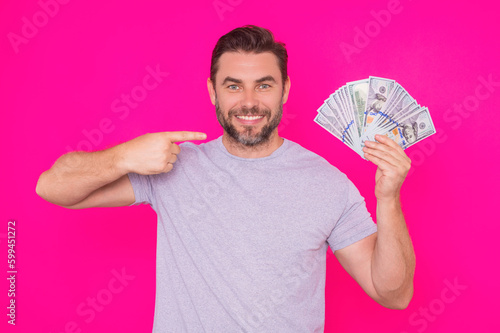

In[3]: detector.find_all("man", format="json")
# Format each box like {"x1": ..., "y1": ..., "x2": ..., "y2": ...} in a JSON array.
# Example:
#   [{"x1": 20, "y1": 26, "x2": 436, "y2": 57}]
[{"x1": 36, "y1": 25, "x2": 415, "y2": 332}]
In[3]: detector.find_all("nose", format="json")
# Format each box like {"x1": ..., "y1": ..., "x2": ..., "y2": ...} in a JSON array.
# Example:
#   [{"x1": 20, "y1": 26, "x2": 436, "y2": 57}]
[{"x1": 240, "y1": 89, "x2": 259, "y2": 110}]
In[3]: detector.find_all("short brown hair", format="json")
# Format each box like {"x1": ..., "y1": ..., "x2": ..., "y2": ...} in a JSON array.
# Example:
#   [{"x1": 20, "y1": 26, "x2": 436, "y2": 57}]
[{"x1": 210, "y1": 25, "x2": 288, "y2": 89}]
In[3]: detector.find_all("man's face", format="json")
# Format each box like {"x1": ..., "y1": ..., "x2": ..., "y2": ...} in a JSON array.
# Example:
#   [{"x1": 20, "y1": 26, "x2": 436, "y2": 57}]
[{"x1": 207, "y1": 51, "x2": 290, "y2": 147}]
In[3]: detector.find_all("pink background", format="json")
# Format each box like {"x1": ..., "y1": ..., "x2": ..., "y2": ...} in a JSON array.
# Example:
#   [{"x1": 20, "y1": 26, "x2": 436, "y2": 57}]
[{"x1": 1, "y1": 0, "x2": 499, "y2": 332}]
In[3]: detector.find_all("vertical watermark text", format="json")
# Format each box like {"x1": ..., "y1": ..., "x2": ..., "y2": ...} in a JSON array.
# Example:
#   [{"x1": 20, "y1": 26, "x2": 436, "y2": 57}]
[{"x1": 6, "y1": 220, "x2": 17, "y2": 325}]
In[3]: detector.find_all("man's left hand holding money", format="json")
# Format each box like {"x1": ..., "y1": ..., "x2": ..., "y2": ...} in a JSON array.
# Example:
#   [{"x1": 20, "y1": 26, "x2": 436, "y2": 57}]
[
  {"x1": 364, "y1": 134, "x2": 415, "y2": 308},
  {"x1": 335, "y1": 134, "x2": 416, "y2": 310}
]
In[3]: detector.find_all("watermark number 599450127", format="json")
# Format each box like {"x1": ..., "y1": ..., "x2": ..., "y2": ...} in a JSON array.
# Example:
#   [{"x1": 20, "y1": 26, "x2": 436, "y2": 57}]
[{"x1": 6, "y1": 220, "x2": 17, "y2": 325}]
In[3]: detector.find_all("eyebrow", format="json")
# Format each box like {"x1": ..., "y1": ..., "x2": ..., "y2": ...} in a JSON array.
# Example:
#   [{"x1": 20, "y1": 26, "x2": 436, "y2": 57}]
[{"x1": 221, "y1": 75, "x2": 277, "y2": 86}]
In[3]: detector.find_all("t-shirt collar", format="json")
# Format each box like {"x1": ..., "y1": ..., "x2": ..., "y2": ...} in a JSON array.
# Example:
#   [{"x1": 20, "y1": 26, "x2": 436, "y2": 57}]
[{"x1": 216, "y1": 135, "x2": 289, "y2": 161}]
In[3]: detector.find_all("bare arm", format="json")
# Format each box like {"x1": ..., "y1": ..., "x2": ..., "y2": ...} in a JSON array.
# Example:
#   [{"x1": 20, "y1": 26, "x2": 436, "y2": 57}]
[
  {"x1": 371, "y1": 197, "x2": 415, "y2": 307},
  {"x1": 36, "y1": 146, "x2": 129, "y2": 207},
  {"x1": 36, "y1": 131, "x2": 207, "y2": 209}
]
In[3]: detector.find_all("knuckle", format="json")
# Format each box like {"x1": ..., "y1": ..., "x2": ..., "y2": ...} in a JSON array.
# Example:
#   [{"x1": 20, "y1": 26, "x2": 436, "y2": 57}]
[
  {"x1": 161, "y1": 154, "x2": 169, "y2": 164},
  {"x1": 159, "y1": 162, "x2": 170, "y2": 173}
]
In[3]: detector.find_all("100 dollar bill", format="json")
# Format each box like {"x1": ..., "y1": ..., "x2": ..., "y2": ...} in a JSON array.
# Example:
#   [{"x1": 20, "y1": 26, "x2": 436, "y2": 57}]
[{"x1": 373, "y1": 107, "x2": 436, "y2": 149}]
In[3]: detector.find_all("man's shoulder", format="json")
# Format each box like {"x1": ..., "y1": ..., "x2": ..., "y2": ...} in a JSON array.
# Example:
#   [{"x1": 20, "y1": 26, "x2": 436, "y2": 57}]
[
  {"x1": 285, "y1": 138, "x2": 342, "y2": 169},
  {"x1": 281, "y1": 138, "x2": 353, "y2": 186},
  {"x1": 177, "y1": 137, "x2": 220, "y2": 157}
]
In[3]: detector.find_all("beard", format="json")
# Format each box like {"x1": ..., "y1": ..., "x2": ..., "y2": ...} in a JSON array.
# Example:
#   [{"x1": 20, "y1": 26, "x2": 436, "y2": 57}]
[{"x1": 215, "y1": 97, "x2": 283, "y2": 147}]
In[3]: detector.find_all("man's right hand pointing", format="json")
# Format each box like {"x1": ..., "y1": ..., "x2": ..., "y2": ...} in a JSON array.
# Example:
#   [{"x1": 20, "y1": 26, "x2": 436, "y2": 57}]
[{"x1": 118, "y1": 131, "x2": 207, "y2": 175}]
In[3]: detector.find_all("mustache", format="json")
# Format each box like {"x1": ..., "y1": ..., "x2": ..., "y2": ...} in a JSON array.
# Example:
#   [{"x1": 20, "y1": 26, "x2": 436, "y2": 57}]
[{"x1": 228, "y1": 106, "x2": 271, "y2": 117}]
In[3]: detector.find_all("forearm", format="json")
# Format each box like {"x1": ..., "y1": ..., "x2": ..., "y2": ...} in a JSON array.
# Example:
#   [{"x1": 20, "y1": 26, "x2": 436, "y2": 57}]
[
  {"x1": 371, "y1": 197, "x2": 415, "y2": 308},
  {"x1": 36, "y1": 144, "x2": 127, "y2": 206}
]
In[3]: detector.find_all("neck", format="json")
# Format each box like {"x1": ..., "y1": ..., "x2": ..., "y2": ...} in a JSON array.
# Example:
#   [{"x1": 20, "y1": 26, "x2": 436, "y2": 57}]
[{"x1": 222, "y1": 130, "x2": 284, "y2": 159}]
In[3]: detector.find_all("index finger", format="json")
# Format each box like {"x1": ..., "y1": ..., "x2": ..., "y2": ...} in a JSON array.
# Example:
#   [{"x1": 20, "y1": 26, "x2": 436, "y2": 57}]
[{"x1": 165, "y1": 131, "x2": 207, "y2": 142}]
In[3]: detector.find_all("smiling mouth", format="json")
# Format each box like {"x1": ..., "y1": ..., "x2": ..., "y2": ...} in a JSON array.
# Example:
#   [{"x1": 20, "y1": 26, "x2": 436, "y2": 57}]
[{"x1": 235, "y1": 115, "x2": 265, "y2": 120}]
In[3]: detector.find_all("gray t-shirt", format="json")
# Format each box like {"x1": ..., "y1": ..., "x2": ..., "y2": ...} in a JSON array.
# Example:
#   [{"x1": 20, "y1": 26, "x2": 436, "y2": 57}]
[{"x1": 127, "y1": 135, "x2": 377, "y2": 333}]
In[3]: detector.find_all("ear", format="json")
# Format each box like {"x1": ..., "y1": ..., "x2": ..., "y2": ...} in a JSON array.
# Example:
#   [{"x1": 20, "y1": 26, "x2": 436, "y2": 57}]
[
  {"x1": 282, "y1": 76, "x2": 291, "y2": 104},
  {"x1": 207, "y1": 78, "x2": 216, "y2": 105}
]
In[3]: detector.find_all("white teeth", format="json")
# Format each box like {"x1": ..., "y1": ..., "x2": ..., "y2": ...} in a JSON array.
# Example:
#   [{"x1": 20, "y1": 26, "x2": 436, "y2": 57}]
[{"x1": 236, "y1": 115, "x2": 264, "y2": 120}]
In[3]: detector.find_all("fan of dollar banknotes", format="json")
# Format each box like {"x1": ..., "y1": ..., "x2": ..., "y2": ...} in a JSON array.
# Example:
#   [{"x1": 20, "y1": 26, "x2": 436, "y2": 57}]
[{"x1": 314, "y1": 76, "x2": 436, "y2": 158}]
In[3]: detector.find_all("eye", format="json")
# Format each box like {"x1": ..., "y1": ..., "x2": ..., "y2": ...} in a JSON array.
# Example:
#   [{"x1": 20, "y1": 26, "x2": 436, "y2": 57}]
[
  {"x1": 228, "y1": 85, "x2": 239, "y2": 90},
  {"x1": 259, "y1": 84, "x2": 270, "y2": 89}
]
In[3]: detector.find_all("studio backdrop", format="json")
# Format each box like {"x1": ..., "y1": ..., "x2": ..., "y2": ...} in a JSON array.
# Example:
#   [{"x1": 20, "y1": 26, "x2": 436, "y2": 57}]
[{"x1": 1, "y1": 0, "x2": 498, "y2": 332}]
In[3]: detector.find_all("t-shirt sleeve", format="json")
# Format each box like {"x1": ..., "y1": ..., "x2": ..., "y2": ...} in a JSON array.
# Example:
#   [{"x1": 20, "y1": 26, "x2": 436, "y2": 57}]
[
  {"x1": 127, "y1": 172, "x2": 154, "y2": 206},
  {"x1": 326, "y1": 176, "x2": 377, "y2": 253}
]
